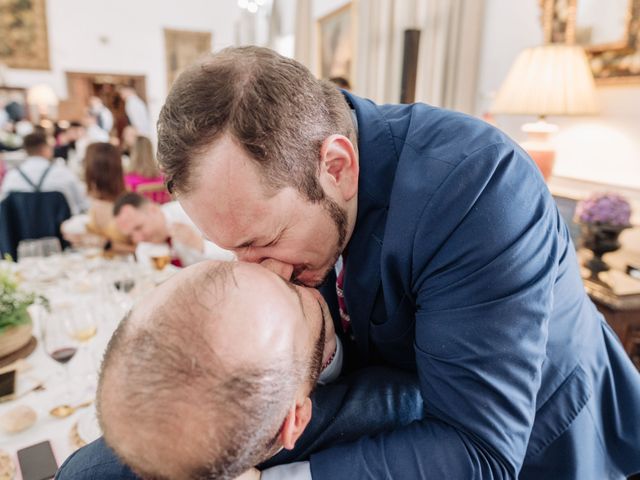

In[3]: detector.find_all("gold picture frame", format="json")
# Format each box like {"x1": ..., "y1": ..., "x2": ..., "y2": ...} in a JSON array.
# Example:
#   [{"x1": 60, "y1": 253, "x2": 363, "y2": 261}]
[
  {"x1": 0, "y1": 0, "x2": 50, "y2": 70},
  {"x1": 540, "y1": 0, "x2": 640, "y2": 84},
  {"x1": 164, "y1": 28, "x2": 212, "y2": 90},
  {"x1": 316, "y1": 3, "x2": 355, "y2": 84}
]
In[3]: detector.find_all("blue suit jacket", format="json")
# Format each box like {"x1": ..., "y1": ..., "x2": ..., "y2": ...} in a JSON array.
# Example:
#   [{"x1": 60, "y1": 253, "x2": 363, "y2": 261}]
[{"x1": 312, "y1": 93, "x2": 640, "y2": 479}]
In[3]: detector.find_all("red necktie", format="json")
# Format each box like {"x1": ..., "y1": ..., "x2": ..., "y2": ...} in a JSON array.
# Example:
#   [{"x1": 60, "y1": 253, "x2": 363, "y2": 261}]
[{"x1": 336, "y1": 259, "x2": 351, "y2": 334}]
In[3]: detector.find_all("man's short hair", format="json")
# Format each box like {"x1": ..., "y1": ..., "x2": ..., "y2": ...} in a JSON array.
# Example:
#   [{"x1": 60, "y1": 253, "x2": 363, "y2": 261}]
[
  {"x1": 97, "y1": 263, "x2": 305, "y2": 480},
  {"x1": 112, "y1": 191, "x2": 149, "y2": 216},
  {"x1": 23, "y1": 132, "x2": 49, "y2": 156},
  {"x1": 157, "y1": 46, "x2": 357, "y2": 201}
]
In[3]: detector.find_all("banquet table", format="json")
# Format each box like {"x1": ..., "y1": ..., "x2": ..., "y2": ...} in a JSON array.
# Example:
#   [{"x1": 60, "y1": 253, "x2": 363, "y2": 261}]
[{"x1": 0, "y1": 252, "x2": 178, "y2": 479}]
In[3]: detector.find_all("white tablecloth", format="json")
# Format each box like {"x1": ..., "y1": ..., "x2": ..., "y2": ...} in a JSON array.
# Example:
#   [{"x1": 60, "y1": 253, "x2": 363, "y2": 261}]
[{"x1": 0, "y1": 253, "x2": 178, "y2": 478}]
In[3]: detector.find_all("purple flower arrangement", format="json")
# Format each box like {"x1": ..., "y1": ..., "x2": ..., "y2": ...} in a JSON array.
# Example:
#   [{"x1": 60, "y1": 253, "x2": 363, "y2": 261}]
[{"x1": 575, "y1": 192, "x2": 632, "y2": 226}]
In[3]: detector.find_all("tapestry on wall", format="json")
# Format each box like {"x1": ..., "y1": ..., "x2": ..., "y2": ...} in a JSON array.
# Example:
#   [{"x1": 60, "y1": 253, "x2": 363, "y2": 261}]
[
  {"x1": 0, "y1": 0, "x2": 50, "y2": 70},
  {"x1": 164, "y1": 29, "x2": 212, "y2": 90}
]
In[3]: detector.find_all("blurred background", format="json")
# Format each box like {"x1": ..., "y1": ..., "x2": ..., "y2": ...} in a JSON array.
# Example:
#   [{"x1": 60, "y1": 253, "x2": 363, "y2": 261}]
[{"x1": 0, "y1": 0, "x2": 639, "y2": 191}]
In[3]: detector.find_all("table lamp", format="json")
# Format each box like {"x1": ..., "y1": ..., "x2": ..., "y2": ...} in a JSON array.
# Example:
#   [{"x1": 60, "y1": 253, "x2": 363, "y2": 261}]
[
  {"x1": 491, "y1": 44, "x2": 599, "y2": 180},
  {"x1": 27, "y1": 84, "x2": 59, "y2": 125}
]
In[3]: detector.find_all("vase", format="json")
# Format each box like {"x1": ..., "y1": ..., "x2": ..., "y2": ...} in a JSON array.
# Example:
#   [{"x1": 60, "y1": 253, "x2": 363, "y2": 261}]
[
  {"x1": 580, "y1": 223, "x2": 629, "y2": 276},
  {"x1": 0, "y1": 313, "x2": 33, "y2": 358}
]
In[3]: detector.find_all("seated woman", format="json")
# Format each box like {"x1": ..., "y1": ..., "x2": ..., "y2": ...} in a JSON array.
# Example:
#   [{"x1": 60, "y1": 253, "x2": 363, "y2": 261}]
[
  {"x1": 124, "y1": 135, "x2": 170, "y2": 203},
  {"x1": 62, "y1": 142, "x2": 132, "y2": 252}
]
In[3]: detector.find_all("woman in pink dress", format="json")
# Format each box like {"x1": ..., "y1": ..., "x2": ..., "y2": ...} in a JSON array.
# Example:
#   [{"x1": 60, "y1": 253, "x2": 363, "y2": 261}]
[{"x1": 124, "y1": 135, "x2": 170, "y2": 203}]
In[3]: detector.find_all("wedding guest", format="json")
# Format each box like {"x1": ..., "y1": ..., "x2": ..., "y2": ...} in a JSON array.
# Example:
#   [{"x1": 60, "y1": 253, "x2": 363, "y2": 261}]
[
  {"x1": 124, "y1": 136, "x2": 169, "y2": 203},
  {"x1": 62, "y1": 142, "x2": 131, "y2": 251},
  {"x1": 113, "y1": 192, "x2": 234, "y2": 266},
  {"x1": 89, "y1": 96, "x2": 114, "y2": 134},
  {"x1": 118, "y1": 86, "x2": 151, "y2": 136},
  {"x1": 1, "y1": 132, "x2": 88, "y2": 214}
]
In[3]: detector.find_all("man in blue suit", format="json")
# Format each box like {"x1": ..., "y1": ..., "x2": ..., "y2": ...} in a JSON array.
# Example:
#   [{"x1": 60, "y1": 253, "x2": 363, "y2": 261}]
[{"x1": 57, "y1": 46, "x2": 640, "y2": 479}]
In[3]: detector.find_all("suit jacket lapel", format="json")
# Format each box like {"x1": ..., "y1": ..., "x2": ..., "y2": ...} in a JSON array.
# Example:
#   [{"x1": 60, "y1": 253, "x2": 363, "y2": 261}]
[{"x1": 340, "y1": 92, "x2": 400, "y2": 359}]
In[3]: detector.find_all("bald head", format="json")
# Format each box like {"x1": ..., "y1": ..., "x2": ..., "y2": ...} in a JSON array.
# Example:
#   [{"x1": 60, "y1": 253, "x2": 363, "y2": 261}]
[{"x1": 97, "y1": 261, "x2": 324, "y2": 479}]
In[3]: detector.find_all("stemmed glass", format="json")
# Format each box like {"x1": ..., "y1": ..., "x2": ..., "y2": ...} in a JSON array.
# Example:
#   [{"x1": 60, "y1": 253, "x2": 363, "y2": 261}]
[
  {"x1": 17, "y1": 237, "x2": 62, "y2": 260},
  {"x1": 64, "y1": 303, "x2": 99, "y2": 391},
  {"x1": 41, "y1": 308, "x2": 79, "y2": 402}
]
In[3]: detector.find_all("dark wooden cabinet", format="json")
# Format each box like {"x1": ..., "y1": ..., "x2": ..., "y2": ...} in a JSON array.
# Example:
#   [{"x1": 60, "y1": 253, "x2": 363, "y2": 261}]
[
  {"x1": 584, "y1": 275, "x2": 640, "y2": 370},
  {"x1": 591, "y1": 299, "x2": 640, "y2": 369}
]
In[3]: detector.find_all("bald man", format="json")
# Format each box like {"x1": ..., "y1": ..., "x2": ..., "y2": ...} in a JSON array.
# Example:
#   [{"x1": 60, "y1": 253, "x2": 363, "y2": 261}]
[{"x1": 85, "y1": 261, "x2": 421, "y2": 480}]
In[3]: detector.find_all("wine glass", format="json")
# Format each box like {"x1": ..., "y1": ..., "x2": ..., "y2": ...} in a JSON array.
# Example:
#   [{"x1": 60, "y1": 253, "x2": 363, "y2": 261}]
[
  {"x1": 65, "y1": 303, "x2": 100, "y2": 391},
  {"x1": 17, "y1": 237, "x2": 62, "y2": 260},
  {"x1": 41, "y1": 308, "x2": 79, "y2": 402},
  {"x1": 148, "y1": 243, "x2": 171, "y2": 271}
]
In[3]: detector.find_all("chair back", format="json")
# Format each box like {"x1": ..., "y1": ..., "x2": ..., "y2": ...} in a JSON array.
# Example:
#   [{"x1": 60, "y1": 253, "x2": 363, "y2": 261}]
[{"x1": 0, "y1": 191, "x2": 71, "y2": 260}]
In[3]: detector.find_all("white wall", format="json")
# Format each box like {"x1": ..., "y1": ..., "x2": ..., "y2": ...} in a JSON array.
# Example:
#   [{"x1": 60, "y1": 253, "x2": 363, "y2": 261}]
[
  {"x1": 3, "y1": 0, "x2": 240, "y2": 136},
  {"x1": 477, "y1": 0, "x2": 640, "y2": 190}
]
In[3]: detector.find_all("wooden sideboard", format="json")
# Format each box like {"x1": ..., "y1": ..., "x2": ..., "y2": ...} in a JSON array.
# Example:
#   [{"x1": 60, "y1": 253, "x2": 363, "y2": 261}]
[
  {"x1": 585, "y1": 277, "x2": 640, "y2": 369},
  {"x1": 579, "y1": 236, "x2": 640, "y2": 369}
]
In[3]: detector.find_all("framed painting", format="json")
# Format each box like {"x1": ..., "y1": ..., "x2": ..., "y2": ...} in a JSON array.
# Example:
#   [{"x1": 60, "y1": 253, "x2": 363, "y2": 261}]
[
  {"x1": 164, "y1": 28, "x2": 212, "y2": 90},
  {"x1": 0, "y1": 0, "x2": 50, "y2": 70},
  {"x1": 316, "y1": 3, "x2": 354, "y2": 82},
  {"x1": 540, "y1": 0, "x2": 640, "y2": 84}
]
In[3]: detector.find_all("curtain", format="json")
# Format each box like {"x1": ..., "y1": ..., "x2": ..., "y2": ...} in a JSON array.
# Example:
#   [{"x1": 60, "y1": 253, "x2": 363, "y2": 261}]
[
  {"x1": 330, "y1": 0, "x2": 485, "y2": 112},
  {"x1": 294, "y1": 0, "x2": 313, "y2": 68},
  {"x1": 414, "y1": 0, "x2": 486, "y2": 113}
]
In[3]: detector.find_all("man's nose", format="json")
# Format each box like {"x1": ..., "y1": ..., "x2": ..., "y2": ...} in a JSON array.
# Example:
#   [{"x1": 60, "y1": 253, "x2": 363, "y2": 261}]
[{"x1": 260, "y1": 259, "x2": 294, "y2": 281}]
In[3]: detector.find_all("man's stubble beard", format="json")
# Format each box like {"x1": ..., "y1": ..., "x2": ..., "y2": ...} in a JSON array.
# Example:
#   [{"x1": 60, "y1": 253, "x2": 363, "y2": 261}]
[{"x1": 292, "y1": 195, "x2": 348, "y2": 288}]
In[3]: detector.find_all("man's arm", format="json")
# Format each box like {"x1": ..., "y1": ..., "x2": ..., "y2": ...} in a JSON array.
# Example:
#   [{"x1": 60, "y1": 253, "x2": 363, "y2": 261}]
[{"x1": 308, "y1": 144, "x2": 559, "y2": 478}]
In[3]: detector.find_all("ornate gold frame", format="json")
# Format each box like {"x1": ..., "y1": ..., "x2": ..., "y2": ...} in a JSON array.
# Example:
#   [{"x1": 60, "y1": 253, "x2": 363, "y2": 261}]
[
  {"x1": 0, "y1": 0, "x2": 50, "y2": 70},
  {"x1": 316, "y1": 3, "x2": 356, "y2": 84},
  {"x1": 164, "y1": 28, "x2": 212, "y2": 90},
  {"x1": 540, "y1": 0, "x2": 640, "y2": 84}
]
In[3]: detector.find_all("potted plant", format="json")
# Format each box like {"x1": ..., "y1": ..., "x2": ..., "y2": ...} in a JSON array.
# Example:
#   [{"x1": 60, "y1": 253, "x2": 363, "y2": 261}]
[
  {"x1": 574, "y1": 192, "x2": 632, "y2": 276},
  {"x1": 0, "y1": 267, "x2": 38, "y2": 358}
]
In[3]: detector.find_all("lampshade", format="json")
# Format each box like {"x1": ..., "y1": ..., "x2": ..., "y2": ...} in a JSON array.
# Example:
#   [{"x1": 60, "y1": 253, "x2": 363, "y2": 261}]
[
  {"x1": 491, "y1": 45, "x2": 599, "y2": 116},
  {"x1": 27, "y1": 84, "x2": 58, "y2": 108}
]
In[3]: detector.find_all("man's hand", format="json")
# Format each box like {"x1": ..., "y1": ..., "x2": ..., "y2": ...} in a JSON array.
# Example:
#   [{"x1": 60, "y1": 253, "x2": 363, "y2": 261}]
[
  {"x1": 168, "y1": 222, "x2": 204, "y2": 252},
  {"x1": 234, "y1": 467, "x2": 261, "y2": 480}
]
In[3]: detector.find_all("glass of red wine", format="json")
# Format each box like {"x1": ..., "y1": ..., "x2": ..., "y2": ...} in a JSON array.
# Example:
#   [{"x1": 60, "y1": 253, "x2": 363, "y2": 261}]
[{"x1": 41, "y1": 308, "x2": 79, "y2": 401}]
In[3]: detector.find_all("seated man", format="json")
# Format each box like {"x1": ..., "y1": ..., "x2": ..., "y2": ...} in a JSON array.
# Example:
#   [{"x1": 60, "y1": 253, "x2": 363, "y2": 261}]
[
  {"x1": 113, "y1": 192, "x2": 234, "y2": 266},
  {"x1": 95, "y1": 261, "x2": 368, "y2": 479},
  {"x1": 1, "y1": 132, "x2": 88, "y2": 214}
]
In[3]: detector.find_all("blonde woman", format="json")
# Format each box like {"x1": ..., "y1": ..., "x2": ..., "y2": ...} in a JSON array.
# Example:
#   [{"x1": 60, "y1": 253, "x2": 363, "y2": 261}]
[{"x1": 124, "y1": 135, "x2": 169, "y2": 203}]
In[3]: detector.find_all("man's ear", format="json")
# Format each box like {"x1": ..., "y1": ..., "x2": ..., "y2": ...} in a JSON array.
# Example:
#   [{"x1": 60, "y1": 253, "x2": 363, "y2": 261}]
[
  {"x1": 319, "y1": 134, "x2": 359, "y2": 201},
  {"x1": 278, "y1": 397, "x2": 312, "y2": 451}
]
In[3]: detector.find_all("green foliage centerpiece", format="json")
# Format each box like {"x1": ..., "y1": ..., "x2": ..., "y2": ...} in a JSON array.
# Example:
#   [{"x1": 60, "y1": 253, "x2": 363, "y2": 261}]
[{"x1": 0, "y1": 267, "x2": 39, "y2": 357}]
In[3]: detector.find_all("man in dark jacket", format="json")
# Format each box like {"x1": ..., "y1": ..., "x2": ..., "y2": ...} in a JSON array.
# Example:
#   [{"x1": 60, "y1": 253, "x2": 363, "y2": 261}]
[{"x1": 57, "y1": 47, "x2": 640, "y2": 480}]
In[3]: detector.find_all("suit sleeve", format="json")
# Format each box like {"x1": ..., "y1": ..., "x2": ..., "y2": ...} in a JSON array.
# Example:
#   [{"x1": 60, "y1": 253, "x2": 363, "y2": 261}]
[{"x1": 309, "y1": 143, "x2": 559, "y2": 479}]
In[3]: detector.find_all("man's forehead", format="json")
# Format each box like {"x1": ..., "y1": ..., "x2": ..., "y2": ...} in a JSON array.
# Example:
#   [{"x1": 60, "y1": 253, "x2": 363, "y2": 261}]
[
  {"x1": 184, "y1": 142, "x2": 284, "y2": 246},
  {"x1": 118, "y1": 205, "x2": 146, "y2": 228},
  {"x1": 193, "y1": 138, "x2": 268, "y2": 203}
]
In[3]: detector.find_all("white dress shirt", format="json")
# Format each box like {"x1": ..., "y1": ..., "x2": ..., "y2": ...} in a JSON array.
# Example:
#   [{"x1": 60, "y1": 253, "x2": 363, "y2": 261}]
[
  {"x1": 125, "y1": 94, "x2": 151, "y2": 136},
  {"x1": 96, "y1": 106, "x2": 114, "y2": 133},
  {"x1": 0, "y1": 156, "x2": 89, "y2": 215}
]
